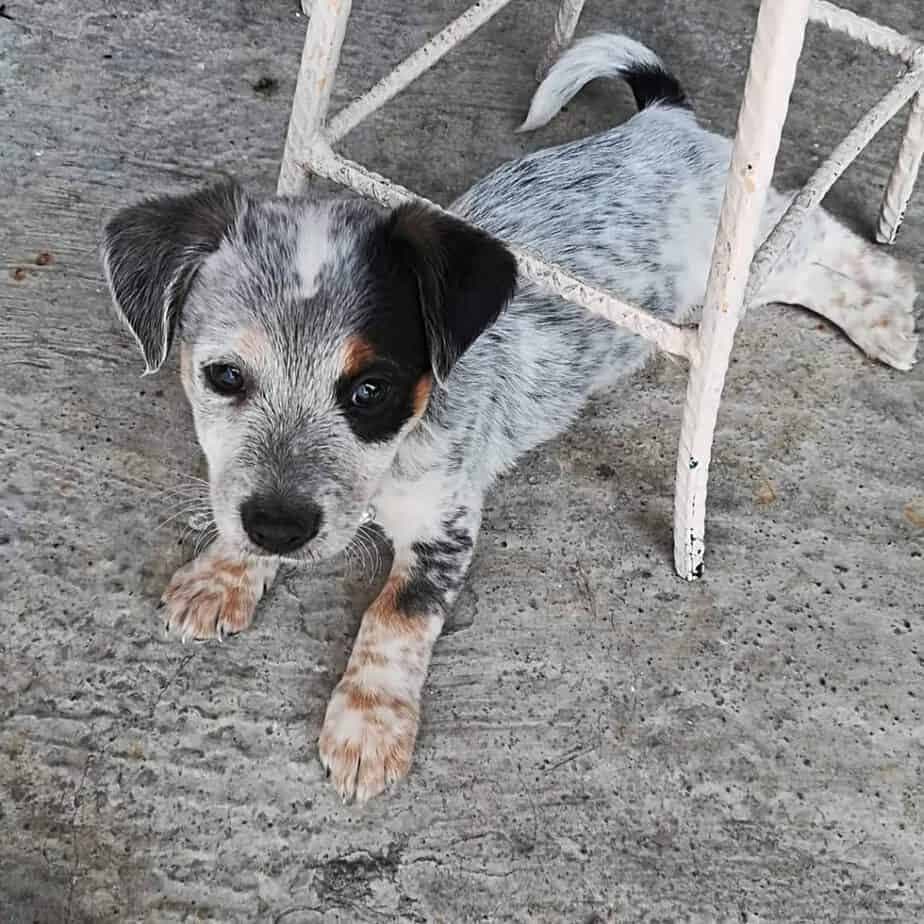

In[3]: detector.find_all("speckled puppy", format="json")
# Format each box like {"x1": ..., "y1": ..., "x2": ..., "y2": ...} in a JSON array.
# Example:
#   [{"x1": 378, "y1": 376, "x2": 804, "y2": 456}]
[{"x1": 101, "y1": 34, "x2": 918, "y2": 803}]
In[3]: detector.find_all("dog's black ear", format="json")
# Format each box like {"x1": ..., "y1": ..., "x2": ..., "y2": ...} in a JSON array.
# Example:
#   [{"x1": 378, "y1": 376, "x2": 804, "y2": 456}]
[
  {"x1": 101, "y1": 179, "x2": 246, "y2": 373},
  {"x1": 388, "y1": 203, "x2": 518, "y2": 383}
]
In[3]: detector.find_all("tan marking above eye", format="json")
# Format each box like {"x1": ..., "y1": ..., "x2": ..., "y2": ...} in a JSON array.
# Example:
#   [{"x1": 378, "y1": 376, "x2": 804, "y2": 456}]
[
  {"x1": 342, "y1": 334, "x2": 377, "y2": 378},
  {"x1": 179, "y1": 344, "x2": 194, "y2": 390},
  {"x1": 234, "y1": 327, "x2": 270, "y2": 362}
]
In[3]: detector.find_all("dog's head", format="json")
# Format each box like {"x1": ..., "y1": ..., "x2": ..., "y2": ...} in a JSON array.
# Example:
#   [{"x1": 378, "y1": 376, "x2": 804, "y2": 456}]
[{"x1": 102, "y1": 179, "x2": 516, "y2": 561}]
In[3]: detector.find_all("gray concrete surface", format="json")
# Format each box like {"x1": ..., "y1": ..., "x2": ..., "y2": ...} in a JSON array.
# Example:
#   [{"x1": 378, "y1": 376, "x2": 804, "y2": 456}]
[{"x1": 2, "y1": 1, "x2": 922, "y2": 921}]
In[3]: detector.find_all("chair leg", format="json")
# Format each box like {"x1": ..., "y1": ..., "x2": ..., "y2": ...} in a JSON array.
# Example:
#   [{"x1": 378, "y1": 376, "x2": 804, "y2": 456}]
[
  {"x1": 278, "y1": 0, "x2": 354, "y2": 196},
  {"x1": 536, "y1": 0, "x2": 587, "y2": 80},
  {"x1": 673, "y1": 0, "x2": 810, "y2": 581},
  {"x1": 876, "y1": 88, "x2": 924, "y2": 245}
]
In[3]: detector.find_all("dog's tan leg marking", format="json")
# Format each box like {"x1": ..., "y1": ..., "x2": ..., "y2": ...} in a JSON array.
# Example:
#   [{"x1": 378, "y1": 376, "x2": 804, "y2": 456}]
[
  {"x1": 318, "y1": 570, "x2": 442, "y2": 803},
  {"x1": 161, "y1": 542, "x2": 279, "y2": 641}
]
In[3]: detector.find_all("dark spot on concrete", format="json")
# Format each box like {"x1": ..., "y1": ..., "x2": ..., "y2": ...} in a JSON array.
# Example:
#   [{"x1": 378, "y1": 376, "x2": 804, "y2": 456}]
[
  {"x1": 595, "y1": 463, "x2": 616, "y2": 479},
  {"x1": 252, "y1": 76, "x2": 279, "y2": 97},
  {"x1": 315, "y1": 845, "x2": 402, "y2": 904}
]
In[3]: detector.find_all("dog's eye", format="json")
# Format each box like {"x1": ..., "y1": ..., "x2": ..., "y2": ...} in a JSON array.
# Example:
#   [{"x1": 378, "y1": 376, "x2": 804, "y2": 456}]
[
  {"x1": 350, "y1": 379, "x2": 389, "y2": 410},
  {"x1": 204, "y1": 363, "x2": 245, "y2": 396}
]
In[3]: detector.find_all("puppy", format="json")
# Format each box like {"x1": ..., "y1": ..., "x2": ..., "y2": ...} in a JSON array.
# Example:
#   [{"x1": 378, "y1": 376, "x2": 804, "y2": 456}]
[{"x1": 101, "y1": 34, "x2": 918, "y2": 802}]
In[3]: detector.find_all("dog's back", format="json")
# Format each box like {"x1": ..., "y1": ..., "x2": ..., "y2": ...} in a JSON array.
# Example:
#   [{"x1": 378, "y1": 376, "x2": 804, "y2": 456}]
[
  {"x1": 453, "y1": 33, "x2": 728, "y2": 327},
  {"x1": 441, "y1": 32, "x2": 917, "y2": 480},
  {"x1": 442, "y1": 36, "x2": 731, "y2": 477}
]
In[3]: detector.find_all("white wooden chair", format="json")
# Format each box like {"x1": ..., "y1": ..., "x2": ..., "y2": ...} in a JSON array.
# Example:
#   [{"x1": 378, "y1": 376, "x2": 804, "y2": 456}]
[{"x1": 277, "y1": 0, "x2": 923, "y2": 580}]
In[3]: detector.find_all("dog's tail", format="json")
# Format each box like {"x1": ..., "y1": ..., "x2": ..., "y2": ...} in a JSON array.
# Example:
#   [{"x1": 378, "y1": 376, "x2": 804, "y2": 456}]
[{"x1": 517, "y1": 33, "x2": 689, "y2": 133}]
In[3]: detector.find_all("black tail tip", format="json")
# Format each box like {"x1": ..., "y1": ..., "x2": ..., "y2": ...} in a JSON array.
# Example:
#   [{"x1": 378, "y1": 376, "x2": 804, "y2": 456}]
[{"x1": 624, "y1": 63, "x2": 689, "y2": 111}]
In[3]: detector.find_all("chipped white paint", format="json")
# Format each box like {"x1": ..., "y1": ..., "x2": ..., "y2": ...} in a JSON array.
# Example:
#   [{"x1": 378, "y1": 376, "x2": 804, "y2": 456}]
[
  {"x1": 673, "y1": 0, "x2": 811, "y2": 581},
  {"x1": 277, "y1": 0, "x2": 352, "y2": 196},
  {"x1": 326, "y1": 0, "x2": 517, "y2": 144},
  {"x1": 536, "y1": 0, "x2": 588, "y2": 80},
  {"x1": 304, "y1": 142, "x2": 698, "y2": 360},
  {"x1": 809, "y1": 0, "x2": 920, "y2": 63},
  {"x1": 278, "y1": 0, "x2": 922, "y2": 580},
  {"x1": 746, "y1": 62, "x2": 924, "y2": 304},
  {"x1": 806, "y1": 2, "x2": 924, "y2": 246},
  {"x1": 876, "y1": 86, "x2": 924, "y2": 244}
]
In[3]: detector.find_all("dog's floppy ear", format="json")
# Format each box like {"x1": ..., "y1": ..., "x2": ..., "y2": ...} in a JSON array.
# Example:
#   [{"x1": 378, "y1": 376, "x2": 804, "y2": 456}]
[
  {"x1": 388, "y1": 203, "x2": 518, "y2": 383},
  {"x1": 101, "y1": 179, "x2": 246, "y2": 374}
]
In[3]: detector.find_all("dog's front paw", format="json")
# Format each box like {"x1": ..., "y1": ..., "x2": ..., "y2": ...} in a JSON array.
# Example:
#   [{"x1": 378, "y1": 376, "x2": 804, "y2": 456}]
[
  {"x1": 318, "y1": 680, "x2": 420, "y2": 803},
  {"x1": 161, "y1": 553, "x2": 276, "y2": 641}
]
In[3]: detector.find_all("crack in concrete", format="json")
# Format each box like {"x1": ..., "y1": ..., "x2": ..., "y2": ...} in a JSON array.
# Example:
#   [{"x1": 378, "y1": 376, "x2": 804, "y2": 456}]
[{"x1": 64, "y1": 750, "x2": 93, "y2": 924}]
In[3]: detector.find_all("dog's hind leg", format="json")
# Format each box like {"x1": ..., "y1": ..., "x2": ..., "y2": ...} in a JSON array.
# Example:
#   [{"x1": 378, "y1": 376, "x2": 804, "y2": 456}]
[{"x1": 754, "y1": 205, "x2": 919, "y2": 371}]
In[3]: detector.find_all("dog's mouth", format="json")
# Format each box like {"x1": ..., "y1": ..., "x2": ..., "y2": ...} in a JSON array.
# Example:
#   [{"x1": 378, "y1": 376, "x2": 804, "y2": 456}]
[{"x1": 234, "y1": 535, "x2": 320, "y2": 566}]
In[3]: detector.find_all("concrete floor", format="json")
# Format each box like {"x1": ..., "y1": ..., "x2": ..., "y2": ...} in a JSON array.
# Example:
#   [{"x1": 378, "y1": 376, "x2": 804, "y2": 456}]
[{"x1": 2, "y1": 0, "x2": 922, "y2": 921}]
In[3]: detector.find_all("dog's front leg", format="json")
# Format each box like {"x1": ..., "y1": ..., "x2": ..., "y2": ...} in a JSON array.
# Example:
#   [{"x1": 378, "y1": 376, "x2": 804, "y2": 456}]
[
  {"x1": 161, "y1": 541, "x2": 279, "y2": 641},
  {"x1": 319, "y1": 503, "x2": 480, "y2": 803}
]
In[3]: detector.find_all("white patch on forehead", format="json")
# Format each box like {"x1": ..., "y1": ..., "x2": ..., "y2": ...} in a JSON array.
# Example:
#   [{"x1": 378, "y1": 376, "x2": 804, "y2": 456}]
[{"x1": 297, "y1": 207, "x2": 337, "y2": 300}]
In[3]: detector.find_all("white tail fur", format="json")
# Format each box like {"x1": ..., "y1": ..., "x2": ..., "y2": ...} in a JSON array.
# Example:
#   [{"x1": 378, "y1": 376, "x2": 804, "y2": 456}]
[{"x1": 518, "y1": 33, "x2": 678, "y2": 133}]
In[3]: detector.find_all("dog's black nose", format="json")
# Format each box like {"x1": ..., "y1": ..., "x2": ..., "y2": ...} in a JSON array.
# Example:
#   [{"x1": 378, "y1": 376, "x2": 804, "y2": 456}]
[{"x1": 240, "y1": 495, "x2": 322, "y2": 555}]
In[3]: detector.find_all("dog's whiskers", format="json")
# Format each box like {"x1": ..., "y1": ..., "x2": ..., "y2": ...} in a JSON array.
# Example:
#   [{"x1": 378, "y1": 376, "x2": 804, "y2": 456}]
[
  {"x1": 160, "y1": 470, "x2": 210, "y2": 487},
  {"x1": 150, "y1": 478, "x2": 210, "y2": 499},
  {"x1": 343, "y1": 541, "x2": 364, "y2": 577},
  {"x1": 344, "y1": 523, "x2": 383, "y2": 579},
  {"x1": 193, "y1": 524, "x2": 220, "y2": 557},
  {"x1": 154, "y1": 500, "x2": 214, "y2": 532},
  {"x1": 359, "y1": 530, "x2": 381, "y2": 577}
]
